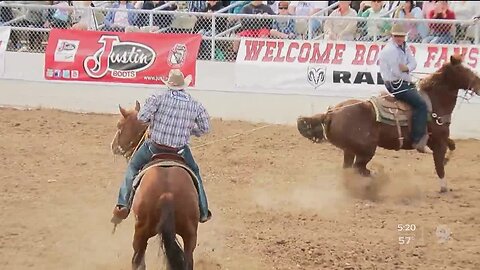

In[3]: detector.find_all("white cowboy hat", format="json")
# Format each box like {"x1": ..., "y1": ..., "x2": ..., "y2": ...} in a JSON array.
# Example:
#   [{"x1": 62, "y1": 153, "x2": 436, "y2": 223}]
[
  {"x1": 160, "y1": 69, "x2": 192, "y2": 90},
  {"x1": 390, "y1": 23, "x2": 408, "y2": 36}
]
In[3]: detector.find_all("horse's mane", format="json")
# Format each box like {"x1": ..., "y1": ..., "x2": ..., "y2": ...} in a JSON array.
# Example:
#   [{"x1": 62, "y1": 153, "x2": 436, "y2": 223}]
[
  {"x1": 418, "y1": 63, "x2": 451, "y2": 92},
  {"x1": 419, "y1": 54, "x2": 468, "y2": 92}
]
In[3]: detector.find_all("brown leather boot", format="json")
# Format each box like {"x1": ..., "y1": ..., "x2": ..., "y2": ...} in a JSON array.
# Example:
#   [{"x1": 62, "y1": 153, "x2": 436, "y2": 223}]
[{"x1": 413, "y1": 133, "x2": 433, "y2": 154}]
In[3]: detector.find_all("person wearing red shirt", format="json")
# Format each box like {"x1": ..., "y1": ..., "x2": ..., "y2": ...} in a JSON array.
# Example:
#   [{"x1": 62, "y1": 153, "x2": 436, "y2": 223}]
[{"x1": 423, "y1": 0, "x2": 456, "y2": 44}]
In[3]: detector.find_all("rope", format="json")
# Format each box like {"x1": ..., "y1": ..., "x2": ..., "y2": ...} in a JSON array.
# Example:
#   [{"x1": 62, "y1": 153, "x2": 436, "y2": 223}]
[
  {"x1": 125, "y1": 74, "x2": 443, "y2": 152},
  {"x1": 311, "y1": 85, "x2": 418, "y2": 114},
  {"x1": 188, "y1": 81, "x2": 422, "y2": 149},
  {"x1": 125, "y1": 129, "x2": 148, "y2": 161},
  {"x1": 191, "y1": 124, "x2": 273, "y2": 149},
  {"x1": 315, "y1": 70, "x2": 449, "y2": 114}
]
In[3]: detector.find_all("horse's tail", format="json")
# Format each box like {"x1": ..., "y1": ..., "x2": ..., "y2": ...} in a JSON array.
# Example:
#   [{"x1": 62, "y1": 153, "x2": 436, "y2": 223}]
[
  {"x1": 157, "y1": 193, "x2": 185, "y2": 270},
  {"x1": 315, "y1": 112, "x2": 331, "y2": 142},
  {"x1": 298, "y1": 111, "x2": 331, "y2": 143}
]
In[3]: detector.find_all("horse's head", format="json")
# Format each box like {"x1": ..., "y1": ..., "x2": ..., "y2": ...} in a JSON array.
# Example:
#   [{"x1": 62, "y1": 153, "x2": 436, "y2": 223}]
[
  {"x1": 430, "y1": 54, "x2": 480, "y2": 96},
  {"x1": 111, "y1": 100, "x2": 148, "y2": 158},
  {"x1": 296, "y1": 113, "x2": 326, "y2": 143}
]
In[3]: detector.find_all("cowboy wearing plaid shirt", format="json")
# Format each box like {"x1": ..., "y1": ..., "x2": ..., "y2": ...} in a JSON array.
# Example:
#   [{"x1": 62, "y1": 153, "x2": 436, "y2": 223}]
[{"x1": 112, "y1": 69, "x2": 212, "y2": 223}]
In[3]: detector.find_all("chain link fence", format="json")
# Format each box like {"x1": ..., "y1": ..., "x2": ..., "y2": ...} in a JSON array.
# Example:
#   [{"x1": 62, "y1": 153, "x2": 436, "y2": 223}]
[{"x1": 1, "y1": 2, "x2": 479, "y2": 61}]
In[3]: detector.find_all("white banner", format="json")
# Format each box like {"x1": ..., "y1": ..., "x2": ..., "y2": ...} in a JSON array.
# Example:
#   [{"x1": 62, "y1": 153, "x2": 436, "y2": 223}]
[
  {"x1": 235, "y1": 38, "x2": 480, "y2": 101},
  {"x1": 0, "y1": 26, "x2": 11, "y2": 77}
]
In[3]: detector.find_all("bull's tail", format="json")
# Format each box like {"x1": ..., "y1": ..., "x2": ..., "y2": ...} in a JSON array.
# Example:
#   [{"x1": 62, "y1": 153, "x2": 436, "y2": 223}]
[{"x1": 157, "y1": 193, "x2": 185, "y2": 270}]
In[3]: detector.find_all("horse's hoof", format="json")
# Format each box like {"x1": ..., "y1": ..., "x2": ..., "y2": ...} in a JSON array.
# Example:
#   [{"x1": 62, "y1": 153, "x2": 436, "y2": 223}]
[{"x1": 439, "y1": 187, "x2": 448, "y2": 193}]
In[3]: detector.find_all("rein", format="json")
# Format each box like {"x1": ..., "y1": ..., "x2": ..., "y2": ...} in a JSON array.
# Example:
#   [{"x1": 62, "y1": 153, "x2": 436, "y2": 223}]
[
  {"x1": 119, "y1": 127, "x2": 148, "y2": 162},
  {"x1": 116, "y1": 124, "x2": 274, "y2": 161}
]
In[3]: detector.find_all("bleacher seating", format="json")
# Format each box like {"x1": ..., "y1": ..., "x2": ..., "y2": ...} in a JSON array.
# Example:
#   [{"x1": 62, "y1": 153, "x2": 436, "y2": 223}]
[{"x1": 0, "y1": 1, "x2": 479, "y2": 61}]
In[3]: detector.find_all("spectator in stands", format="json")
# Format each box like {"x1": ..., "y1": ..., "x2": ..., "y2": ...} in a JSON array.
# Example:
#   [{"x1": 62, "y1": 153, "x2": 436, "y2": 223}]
[
  {"x1": 204, "y1": 0, "x2": 225, "y2": 12},
  {"x1": 231, "y1": 1, "x2": 250, "y2": 14},
  {"x1": 175, "y1": 1, "x2": 189, "y2": 11},
  {"x1": 7, "y1": 1, "x2": 52, "y2": 52},
  {"x1": 384, "y1": 0, "x2": 401, "y2": 17},
  {"x1": 134, "y1": 1, "x2": 177, "y2": 29},
  {"x1": 423, "y1": 0, "x2": 455, "y2": 44},
  {"x1": 188, "y1": 1, "x2": 207, "y2": 12},
  {"x1": 49, "y1": 1, "x2": 73, "y2": 29},
  {"x1": 422, "y1": 0, "x2": 435, "y2": 18},
  {"x1": 324, "y1": 1, "x2": 357, "y2": 41},
  {"x1": 449, "y1": 0, "x2": 480, "y2": 43},
  {"x1": 393, "y1": 0, "x2": 428, "y2": 43},
  {"x1": 288, "y1": 1, "x2": 328, "y2": 35},
  {"x1": 71, "y1": 1, "x2": 98, "y2": 30},
  {"x1": 195, "y1": 0, "x2": 225, "y2": 35},
  {"x1": 358, "y1": 0, "x2": 391, "y2": 41},
  {"x1": 270, "y1": 1, "x2": 296, "y2": 39},
  {"x1": 104, "y1": 0, "x2": 136, "y2": 32},
  {"x1": 351, "y1": 0, "x2": 362, "y2": 12},
  {"x1": 267, "y1": 1, "x2": 279, "y2": 13},
  {"x1": 358, "y1": 1, "x2": 371, "y2": 13},
  {"x1": 233, "y1": 1, "x2": 275, "y2": 52}
]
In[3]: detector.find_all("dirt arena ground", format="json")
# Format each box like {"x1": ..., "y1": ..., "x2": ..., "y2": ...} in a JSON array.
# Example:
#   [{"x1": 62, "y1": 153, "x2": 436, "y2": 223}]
[{"x1": 0, "y1": 107, "x2": 479, "y2": 270}]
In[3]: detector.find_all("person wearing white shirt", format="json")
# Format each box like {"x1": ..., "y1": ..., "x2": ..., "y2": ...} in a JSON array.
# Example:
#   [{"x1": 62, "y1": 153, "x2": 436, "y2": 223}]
[
  {"x1": 71, "y1": 1, "x2": 97, "y2": 30},
  {"x1": 288, "y1": 1, "x2": 329, "y2": 34},
  {"x1": 378, "y1": 24, "x2": 431, "y2": 154},
  {"x1": 393, "y1": 0, "x2": 428, "y2": 43},
  {"x1": 324, "y1": 1, "x2": 358, "y2": 41}
]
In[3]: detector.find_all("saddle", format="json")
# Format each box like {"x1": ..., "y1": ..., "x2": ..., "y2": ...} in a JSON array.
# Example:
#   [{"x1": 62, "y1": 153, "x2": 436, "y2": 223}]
[
  {"x1": 368, "y1": 89, "x2": 433, "y2": 149},
  {"x1": 369, "y1": 90, "x2": 432, "y2": 127},
  {"x1": 150, "y1": 153, "x2": 186, "y2": 166},
  {"x1": 129, "y1": 153, "x2": 200, "y2": 206}
]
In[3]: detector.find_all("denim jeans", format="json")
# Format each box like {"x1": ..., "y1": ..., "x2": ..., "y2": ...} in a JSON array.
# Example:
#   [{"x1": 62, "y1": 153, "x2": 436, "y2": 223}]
[
  {"x1": 116, "y1": 140, "x2": 209, "y2": 219},
  {"x1": 385, "y1": 81, "x2": 428, "y2": 144}
]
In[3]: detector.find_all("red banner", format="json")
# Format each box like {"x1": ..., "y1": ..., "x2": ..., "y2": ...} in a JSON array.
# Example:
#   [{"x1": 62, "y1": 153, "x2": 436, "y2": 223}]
[{"x1": 44, "y1": 29, "x2": 202, "y2": 86}]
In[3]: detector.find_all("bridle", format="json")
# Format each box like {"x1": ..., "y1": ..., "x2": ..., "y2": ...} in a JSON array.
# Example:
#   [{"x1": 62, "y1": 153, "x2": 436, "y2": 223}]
[
  {"x1": 114, "y1": 126, "x2": 148, "y2": 161},
  {"x1": 413, "y1": 71, "x2": 479, "y2": 126}
]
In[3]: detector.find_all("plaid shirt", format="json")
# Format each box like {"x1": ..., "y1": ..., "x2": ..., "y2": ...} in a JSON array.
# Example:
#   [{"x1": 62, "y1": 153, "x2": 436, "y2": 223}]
[{"x1": 138, "y1": 90, "x2": 210, "y2": 148}]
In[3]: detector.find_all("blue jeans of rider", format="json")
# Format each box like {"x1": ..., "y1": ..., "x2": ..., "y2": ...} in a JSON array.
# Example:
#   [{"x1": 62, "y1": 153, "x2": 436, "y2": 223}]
[
  {"x1": 116, "y1": 140, "x2": 210, "y2": 220},
  {"x1": 385, "y1": 80, "x2": 428, "y2": 144}
]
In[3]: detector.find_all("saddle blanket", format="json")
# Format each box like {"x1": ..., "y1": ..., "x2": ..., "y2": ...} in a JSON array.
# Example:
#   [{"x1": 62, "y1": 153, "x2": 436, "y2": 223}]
[{"x1": 368, "y1": 97, "x2": 410, "y2": 126}]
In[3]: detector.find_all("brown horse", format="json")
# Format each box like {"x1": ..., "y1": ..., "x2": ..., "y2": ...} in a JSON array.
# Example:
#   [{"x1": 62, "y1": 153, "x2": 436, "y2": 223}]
[
  {"x1": 111, "y1": 101, "x2": 200, "y2": 270},
  {"x1": 297, "y1": 54, "x2": 480, "y2": 193}
]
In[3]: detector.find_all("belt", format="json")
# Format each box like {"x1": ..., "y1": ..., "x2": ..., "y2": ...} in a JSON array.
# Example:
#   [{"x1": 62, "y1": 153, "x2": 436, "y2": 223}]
[
  {"x1": 151, "y1": 141, "x2": 181, "y2": 153},
  {"x1": 147, "y1": 133, "x2": 181, "y2": 153}
]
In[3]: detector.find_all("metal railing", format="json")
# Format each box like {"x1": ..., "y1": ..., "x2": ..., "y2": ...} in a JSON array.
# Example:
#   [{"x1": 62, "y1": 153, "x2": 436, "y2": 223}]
[{"x1": 1, "y1": 2, "x2": 479, "y2": 61}]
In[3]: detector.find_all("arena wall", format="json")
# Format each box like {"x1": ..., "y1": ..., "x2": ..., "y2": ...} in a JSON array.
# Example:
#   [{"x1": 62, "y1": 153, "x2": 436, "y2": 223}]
[{"x1": 0, "y1": 52, "x2": 479, "y2": 139}]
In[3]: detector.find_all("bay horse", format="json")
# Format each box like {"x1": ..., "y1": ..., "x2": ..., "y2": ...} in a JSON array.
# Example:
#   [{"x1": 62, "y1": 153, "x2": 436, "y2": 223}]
[
  {"x1": 297, "y1": 54, "x2": 480, "y2": 193},
  {"x1": 111, "y1": 101, "x2": 200, "y2": 270}
]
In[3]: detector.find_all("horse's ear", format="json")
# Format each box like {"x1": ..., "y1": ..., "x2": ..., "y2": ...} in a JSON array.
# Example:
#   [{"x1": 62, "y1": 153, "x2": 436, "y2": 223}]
[
  {"x1": 119, "y1": 104, "x2": 128, "y2": 118},
  {"x1": 450, "y1": 54, "x2": 463, "y2": 65},
  {"x1": 135, "y1": 100, "x2": 140, "y2": 112}
]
